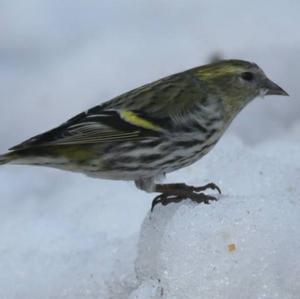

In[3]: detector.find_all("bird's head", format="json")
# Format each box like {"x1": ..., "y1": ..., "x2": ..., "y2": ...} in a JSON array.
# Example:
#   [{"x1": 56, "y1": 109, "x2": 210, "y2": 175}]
[{"x1": 195, "y1": 59, "x2": 288, "y2": 117}]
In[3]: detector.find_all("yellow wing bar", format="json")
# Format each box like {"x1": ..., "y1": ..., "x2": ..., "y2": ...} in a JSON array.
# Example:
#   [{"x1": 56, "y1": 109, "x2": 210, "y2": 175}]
[{"x1": 120, "y1": 111, "x2": 163, "y2": 132}]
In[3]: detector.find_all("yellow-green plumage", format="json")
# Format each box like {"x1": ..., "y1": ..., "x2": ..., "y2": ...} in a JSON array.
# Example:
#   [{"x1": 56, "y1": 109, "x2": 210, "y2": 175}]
[{"x1": 0, "y1": 59, "x2": 288, "y2": 196}]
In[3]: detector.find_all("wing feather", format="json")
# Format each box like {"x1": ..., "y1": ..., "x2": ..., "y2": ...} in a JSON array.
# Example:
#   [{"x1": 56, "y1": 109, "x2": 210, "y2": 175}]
[
  {"x1": 10, "y1": 110, "x2": 164, "y2": 150},
  {"x1": 10, "y1": 69, "x2": 204, "y2": 151}
]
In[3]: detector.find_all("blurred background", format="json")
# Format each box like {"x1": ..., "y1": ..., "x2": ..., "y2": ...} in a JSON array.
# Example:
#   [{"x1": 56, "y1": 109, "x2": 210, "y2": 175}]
[
  {"x1": 0, "y1": 0, "x2": 299, "y2": 151},
  {"x1": 0, "y1": 1, "x2": 299, "y2": 298}
]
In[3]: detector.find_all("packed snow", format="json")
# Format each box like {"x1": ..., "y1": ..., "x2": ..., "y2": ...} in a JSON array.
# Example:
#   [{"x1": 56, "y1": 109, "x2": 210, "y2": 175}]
[
  {"x1": 0, "y1": 1, "x2": 300, "y2": 299},
  {"x1": 133, "y1": 135, "x2": 300, "y2": 299},
  {"x1": 1, "y1": 134, "x2": 299, "y2": 299}
]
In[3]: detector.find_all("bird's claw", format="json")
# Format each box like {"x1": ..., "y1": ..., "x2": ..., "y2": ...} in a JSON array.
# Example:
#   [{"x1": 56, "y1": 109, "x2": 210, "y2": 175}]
[
  {"x1": 191, "y1": 182, "x2": 222, "y2": 194},
  {"x1": 151, "y1": 185, "x2": 220, "y2": 212},
  {"x1": 151, "y1": 193, "x2": 186, "y2": 212}
]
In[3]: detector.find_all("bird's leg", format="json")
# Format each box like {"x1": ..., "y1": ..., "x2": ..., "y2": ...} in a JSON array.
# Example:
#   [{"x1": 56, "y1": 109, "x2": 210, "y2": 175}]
[
  {"x1": 151, "y1": 182, "x2": 221, "y2": 211},
  {"x1": 154, "y1": 182, "x2": 221, "y2": 195}
]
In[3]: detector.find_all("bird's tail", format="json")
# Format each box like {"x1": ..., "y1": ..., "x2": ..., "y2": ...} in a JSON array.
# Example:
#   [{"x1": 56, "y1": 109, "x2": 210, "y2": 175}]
[{"x1": 0, "y1": 152, "x2": 16, "y2": 165}]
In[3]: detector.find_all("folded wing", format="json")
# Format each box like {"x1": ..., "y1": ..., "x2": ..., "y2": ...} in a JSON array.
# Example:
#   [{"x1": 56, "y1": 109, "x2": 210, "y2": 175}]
[
  {"x1": 11, "y1": 70, "x2": 204, "y2": 151},
  {"x1": 10, "y1": 109, "x2": 166, "y2": 150}
]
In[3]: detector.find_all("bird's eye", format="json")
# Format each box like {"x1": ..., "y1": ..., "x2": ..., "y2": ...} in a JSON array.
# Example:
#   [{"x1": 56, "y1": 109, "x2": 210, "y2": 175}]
[{"x1": 241, "y1": 72, "x2": 254, "y2": 81}]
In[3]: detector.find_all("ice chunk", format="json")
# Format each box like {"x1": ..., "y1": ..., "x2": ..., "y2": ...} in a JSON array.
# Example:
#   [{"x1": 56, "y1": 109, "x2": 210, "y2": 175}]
[{"x1": 133, "y1": 136, "x2": 300, "y2": 299}]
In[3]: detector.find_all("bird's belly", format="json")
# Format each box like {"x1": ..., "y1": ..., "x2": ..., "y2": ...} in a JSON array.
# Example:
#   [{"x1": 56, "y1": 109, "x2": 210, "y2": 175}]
[
  {"x1": 18, "y1": 132, "x2": 222, "y2": 181},
  {"x1": 81, "y1": 134, "x2": 221, "y2": 180},
  {"x1": 157, "y1": 138, "x2": 219, "y2": 173}
]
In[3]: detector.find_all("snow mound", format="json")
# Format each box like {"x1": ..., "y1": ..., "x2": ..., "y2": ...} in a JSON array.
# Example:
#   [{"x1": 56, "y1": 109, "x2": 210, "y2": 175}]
[
  {"x1": 132, "y1": 136, "x2": 300, "y2": 299},
  {"x1": 1, "y1": 133, "x2": 299, "y2": 298}
]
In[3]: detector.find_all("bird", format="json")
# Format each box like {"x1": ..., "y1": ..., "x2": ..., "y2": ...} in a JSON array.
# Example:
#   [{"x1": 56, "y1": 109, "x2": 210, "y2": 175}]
[{"x1": 0, "y1": 59, "x2": 288, "y2": 210}]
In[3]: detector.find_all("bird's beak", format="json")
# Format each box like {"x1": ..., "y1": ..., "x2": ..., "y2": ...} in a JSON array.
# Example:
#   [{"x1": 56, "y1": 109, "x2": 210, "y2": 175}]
[{"x1": 263, "y1": 78, "x2": 289, "y2": 96}]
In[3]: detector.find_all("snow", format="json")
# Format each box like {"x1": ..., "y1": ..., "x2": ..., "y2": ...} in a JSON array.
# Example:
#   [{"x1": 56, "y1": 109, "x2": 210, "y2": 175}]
[
  {"x1": 133, "y1": 136, "x2": 300, "y2": 299},
  {"x1": 0, "y1": 1, "x2": 300, "y2": 298},
  {"x1": 1, "y1": 134, "x2": 300, "y2": 299}
]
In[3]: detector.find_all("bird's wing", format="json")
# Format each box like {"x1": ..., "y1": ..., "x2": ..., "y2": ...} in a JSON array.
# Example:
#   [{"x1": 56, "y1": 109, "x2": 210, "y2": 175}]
[
  {"x1": 101, "y1": 70, "x2": 204, "y2": 122},
  {"x1": 10, "y1": 70, "x2": 203, "y2": 150},
  {"x1": 10, "y1": 109, "x2": 167, "y2": 150}
]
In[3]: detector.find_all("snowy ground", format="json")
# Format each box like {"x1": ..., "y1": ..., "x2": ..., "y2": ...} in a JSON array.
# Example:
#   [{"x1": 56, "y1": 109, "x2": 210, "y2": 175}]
[
  {"x1": 1, "y1": 132, "x2": 300, "y2": 299},
  {"x1": 0, "y1": 1, "x2": 300, "y2": 299},
  {"x1": 132, "y1": 134, "x2": 300, "y2": 299}
]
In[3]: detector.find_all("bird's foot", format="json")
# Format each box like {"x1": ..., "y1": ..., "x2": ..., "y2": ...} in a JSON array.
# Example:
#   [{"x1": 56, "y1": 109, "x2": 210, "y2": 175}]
[{"x1": 151, "y1": 182, "x2": 221, "y2": 211}]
